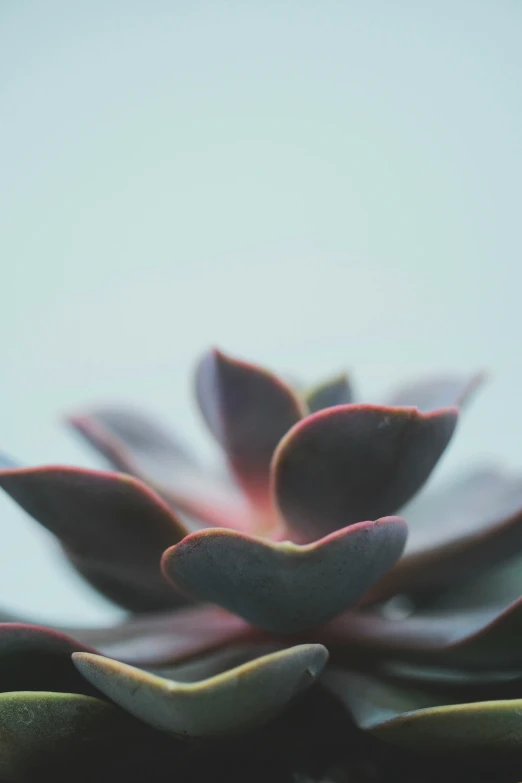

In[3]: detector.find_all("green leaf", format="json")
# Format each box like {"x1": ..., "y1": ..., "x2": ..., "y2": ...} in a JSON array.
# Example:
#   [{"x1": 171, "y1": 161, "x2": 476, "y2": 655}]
[
  {"x1": 161, "y1": 519, "x2": 406, "y2": 634},
  {"x1": 0, "y1": 692, "x2": 140, "y2": 780},
  {"x1": 323, "y1": 668, "x2": 522, "y2": 753},
  {"x1": 73, "y1": 644, "x2": 328, "y2": 738}
]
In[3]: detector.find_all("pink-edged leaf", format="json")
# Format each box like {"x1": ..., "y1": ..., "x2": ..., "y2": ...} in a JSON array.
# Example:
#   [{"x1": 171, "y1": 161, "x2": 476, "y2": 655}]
[
  {"x1": 195, "y1": 349, "x2": 306, "y2": 508},
  {"x1": 365, "y1": 466, "x2": 522, "y2": 603},
  {"x1": 322, "y1": 597, "x2": 522, "y2": 669},
  {"x1": 272, "y1": 404, "x2": 458, "y2": 541},
  {"x1": 386, "y1": 372, "x2": 485, "y2": 411},
  {"x1": 64, "y1": 604, "x2": 258, "y2": 667},
  {"x1": 68, "y1": 407, "x2": 255, "y2": 533},
  {"x1": 161, "y1": 518, "x2": 407, "y2": 634},
  {"x1": 0, "y1": 623, "x2": 97, "y2": 695},
  {"x1": 305, "y1": 373, "x2": 353, "y2": 413},
  {"x1": 0, "y1": 466, "x2": 189, "y2": 612}
]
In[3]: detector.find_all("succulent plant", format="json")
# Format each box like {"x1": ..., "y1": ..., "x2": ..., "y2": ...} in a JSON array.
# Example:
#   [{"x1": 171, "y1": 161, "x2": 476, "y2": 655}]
[{"x1": 2, "y1": 349, "x2": 522, "y2": 782}]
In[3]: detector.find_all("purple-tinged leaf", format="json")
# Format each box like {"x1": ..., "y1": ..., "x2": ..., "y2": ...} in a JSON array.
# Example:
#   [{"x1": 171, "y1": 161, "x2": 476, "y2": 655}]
[
  {"x1": 386, "y1": 372, "x2": 486, "y2": 411},
  {"x1": 322, "y1": 597, "x2": 522, "y2": 669},
  {"x1": 0, "y1": 623, "x2": 97, "y2": 695},
  {"x1": 195, "y1": 349, "x2": 305, "y2": 509},
  {"x1": 73, "y1": 644, "x2": 328, "y2": 738},
  {"x1": 272, "y1": 404, "x2": 458, "y2": 541},
  {"x1": 161, "y1": 519, "x2": 407, "y2": 634},
  {"x1": 0, "y1": 466, "x2": 189, "y2": 612},
  {"x1": 64, "y1": 605, "x2": 257, "y2": 667},
  {"x1": 322, "y1": 668, "x2": 522, "y2": 752},
  {"x1": 365, "y1": 467, "x2": 522, "y2": 603},
  {"x1": 69, "y1": 407, "x2": 254, "y2": 533},
  {"x1": 305, "y1": 373, "x2": 353, "y2": 413}
]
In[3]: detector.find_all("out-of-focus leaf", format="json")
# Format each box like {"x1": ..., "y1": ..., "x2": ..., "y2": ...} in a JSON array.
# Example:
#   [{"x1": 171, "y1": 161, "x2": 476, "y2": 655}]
[
  {"x1": 195, "y1": 349, "x2": 305, "y2": 511},
  {"x1": 322, "y1": 597, "x2": 522, "y2": 669},
  {"x1": 0, "y1": 466, "x2": 188, "y2": 612},
  {"x1": 0, "y1": 623, "x2": 97, "y2": 695},
  {"x1": 386, "y1": 372, "x2": 485, "y2": 411},
  {"x1": 366, "y1": 467, "x2": 522, "y2": 602},
  {"x1": 63, "y1": 605, "x2": 256, "y2": 668},
  {"x1": 322, "y1": 668, "x2": 522, "y2": 752},
  {"x1": 68, "y1": 407, "x2": 254, "y2": 533},
  {"x1": 305, "y1": 374, "x2": 353, "y2": 413}
]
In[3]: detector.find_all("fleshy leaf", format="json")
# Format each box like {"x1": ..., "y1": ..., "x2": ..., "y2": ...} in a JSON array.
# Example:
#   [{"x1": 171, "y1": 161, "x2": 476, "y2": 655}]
[
  {"x1": 0, "y1": 466, "x2": 189, "y2": 612},
  {"x1": 428, "y1": 555, "x2": 522, "y2": 613},
  {"x1": 365, "y1": 466, "x2": 522, "y2": 602},
  {"x1": 386, "y1": 372, "x2": 485, "y2": 411},
  {"x1": 273, "y1": 404, "x2": 458, "y2": 540},
  {"x1": 322, "y1": 597, "x2": 522, "y2": 669},
  {"x1": 68, "y1": 407, "x2": 254, "y2": 532},
  {"x1": 0, "y1": 692, "x2": 144, "y2": 781},
  {"x1": 305, "y1": 373, "x2": 353, "y2": 413},
  {"x1": 323, "y1": 668, "x2": 522, "y2": 752},
  {"x1": 195, "y1": 349, "x2": 305, "y2": 508},
  {"x1": 64, "y1": 605, "x2": 257, "y2": 667},
  {"x1": 153, "y1": 643, "x2": 283, "y2": 684},
  {"x1": 73, "y1": 644, "x2": 328, "y2": 738},
  {"x1": 161, "y1": 519, "x2": 407, "y2": 634},
  {"x1": 0, "y1": 623, "x2": 97, "y2": 694}
]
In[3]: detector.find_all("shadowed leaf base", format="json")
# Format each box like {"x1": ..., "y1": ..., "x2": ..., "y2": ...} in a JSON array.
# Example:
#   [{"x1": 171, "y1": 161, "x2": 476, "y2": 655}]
[{"x1": 8, "y1": 689, "x2": 522, "y2": 783}]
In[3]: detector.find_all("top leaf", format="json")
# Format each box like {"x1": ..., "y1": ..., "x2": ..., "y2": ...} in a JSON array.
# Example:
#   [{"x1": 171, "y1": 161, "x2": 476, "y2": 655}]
[
  {"x1": 195, "y1": 349, "x2": 306, "y2": 506},
  {"x1": 273, "y1": 404, "x2": 458, "y2": 541}
]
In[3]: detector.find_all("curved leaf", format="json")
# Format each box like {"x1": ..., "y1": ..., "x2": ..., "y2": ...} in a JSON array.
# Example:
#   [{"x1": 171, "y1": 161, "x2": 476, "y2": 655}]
[
  {"x1": 366, "y1": 467, "x2": 522, "y2": 602},
  {"x1": 323, "y1": 668, "x2": 522, "y2": 752},
  {"x1": 0, "y1": 623, "x2": 97, "y2": 695},
  {"x1": 64, "y1": 605, "x2": 257, "y2": 667},
  {"x1": 322, "y1": 597, "x2": 522, "y2": 669},
  {"x1": 195, "y1": 349, "x2": 305, "y2": 509},
  {"x1": 161, "y1": 519, "x2": 407, "y2": 633},
  {"x1": 0, "y1": 692, "x2": 143, "y2": 781},
  {"x1": 0, "y1": 466, "x2": 188, "y2": 612},
  {"x1": 73, "y1": 644, "x2": 328, "y2": 737},
  {"x1": 386, "y1": 372, "x2": 485, "y2": 411},
  {"x1": 305, "y1": 373, "x2": 353, "y2": 413},
  {"x1": 68, "y1": 407, "x2": 254, "y2": 533},
  {"x1": 272, "y1": 404, "x2": 458, "y2": 541}
]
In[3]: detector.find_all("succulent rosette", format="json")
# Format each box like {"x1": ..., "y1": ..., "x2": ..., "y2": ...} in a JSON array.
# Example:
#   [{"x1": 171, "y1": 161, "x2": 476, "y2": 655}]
[{"x1": 2, "y1": 349, "x2": 522, "y2": 782}]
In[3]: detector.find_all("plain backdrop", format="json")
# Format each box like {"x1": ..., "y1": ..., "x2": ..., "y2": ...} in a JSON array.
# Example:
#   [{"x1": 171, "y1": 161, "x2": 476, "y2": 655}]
[{"x1": 1, "y1": 1, "x2": 521, "y2": 624}]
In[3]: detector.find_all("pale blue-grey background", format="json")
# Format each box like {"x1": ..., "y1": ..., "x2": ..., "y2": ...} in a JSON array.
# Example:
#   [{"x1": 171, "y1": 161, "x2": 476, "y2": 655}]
[{"x1": 1, "y1": 1, "x2": 521, "y2": 625}]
